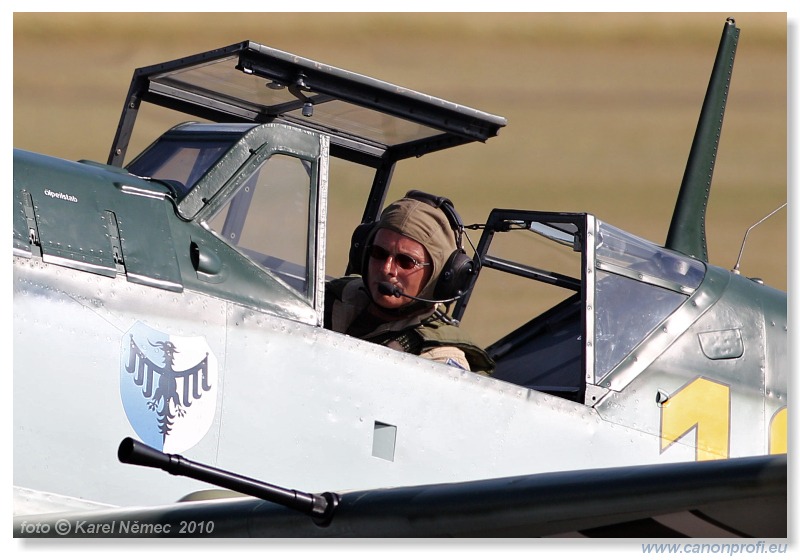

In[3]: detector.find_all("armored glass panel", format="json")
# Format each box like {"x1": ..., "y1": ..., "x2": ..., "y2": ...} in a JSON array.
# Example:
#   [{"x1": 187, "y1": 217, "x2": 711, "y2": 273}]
[
  {"x1": 151, "y1": 56, "x2": 285, "y2": 117},
  {"x1": 207, "y1": 154, "x2": 313, "y2": 299},
  {"x1": 594, "y1": 270, "x2": 687, "y2": 380},
  {"x1": 285, "y1": 100, "x2": 440, "y2": 146},
  {"x1": 153, "y1": 59, "x2": 443, "y2": 148}
]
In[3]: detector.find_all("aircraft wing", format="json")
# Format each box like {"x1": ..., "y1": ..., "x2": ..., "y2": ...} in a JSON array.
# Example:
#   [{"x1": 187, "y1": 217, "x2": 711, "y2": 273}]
[{"x1": 14, "y1": 454, "x2": 786, "y2": 538}]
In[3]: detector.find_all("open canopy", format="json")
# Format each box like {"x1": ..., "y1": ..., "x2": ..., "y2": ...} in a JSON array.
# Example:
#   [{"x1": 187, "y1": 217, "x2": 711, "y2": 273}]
[{"x1": 109, "y1": 40, "x2": 507, "y2": 169}]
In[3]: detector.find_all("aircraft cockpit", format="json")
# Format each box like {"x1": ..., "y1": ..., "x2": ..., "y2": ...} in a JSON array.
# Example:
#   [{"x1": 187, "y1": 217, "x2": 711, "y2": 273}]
[{"x1": 101, "y1": 38, "x2": 712, "y2": 410}]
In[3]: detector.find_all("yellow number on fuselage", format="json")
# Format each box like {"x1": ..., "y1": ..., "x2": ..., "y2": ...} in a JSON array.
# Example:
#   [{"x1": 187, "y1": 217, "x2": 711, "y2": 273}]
[
  {"x1": 660, "y1": 378, "x2": 787, "y2": 460},
  {"x1": 660, "y1": 378, "x2": 730, "y2": 461},
  {"x1": 769, "y1": 407, "x2": 787, "y2": 455}
]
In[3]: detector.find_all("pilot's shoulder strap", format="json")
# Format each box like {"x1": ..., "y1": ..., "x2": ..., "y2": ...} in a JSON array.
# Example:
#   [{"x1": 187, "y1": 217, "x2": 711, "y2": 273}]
[
  {"x1": 326, "y1": 275, "x2": 359, "y2": 299},
  {"x1": 324, "y1": 276, "x2": 362, "y2": 329},
  {"x1": 415, "y1": 321, "x2": 496, "y2": 375}
]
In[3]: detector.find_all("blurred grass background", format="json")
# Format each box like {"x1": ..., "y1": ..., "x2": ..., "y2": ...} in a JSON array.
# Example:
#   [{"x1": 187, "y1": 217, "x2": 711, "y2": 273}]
[{"x1": 13, "y1": 12, "x2": 787, "y2": 345}]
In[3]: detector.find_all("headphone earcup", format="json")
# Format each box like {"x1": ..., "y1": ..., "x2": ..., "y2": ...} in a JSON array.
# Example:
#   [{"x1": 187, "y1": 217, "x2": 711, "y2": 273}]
[
  {"x1": 347, "y1": 222, "x2": 376, "y2": 276},
  {"x1": 434, "y1": 249, "x2": 475, "y2": 301}
]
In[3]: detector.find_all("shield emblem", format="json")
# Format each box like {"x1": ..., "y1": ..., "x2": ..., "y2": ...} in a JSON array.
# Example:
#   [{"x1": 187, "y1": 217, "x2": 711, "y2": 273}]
[{"x1": 120, "y1": 322, "x2": 218, "y2": 453}]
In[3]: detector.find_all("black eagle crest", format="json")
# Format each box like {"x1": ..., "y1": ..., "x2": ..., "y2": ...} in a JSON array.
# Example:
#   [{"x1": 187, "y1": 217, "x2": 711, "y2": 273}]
[{"x1": 125, "y1": 335, "x2": 212, "y2": 442}]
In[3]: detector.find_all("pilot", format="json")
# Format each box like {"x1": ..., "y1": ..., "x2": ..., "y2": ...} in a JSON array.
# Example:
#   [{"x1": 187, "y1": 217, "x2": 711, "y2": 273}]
[{"x1": 324, "y1": 191, "x2": 494, "y2": 374}]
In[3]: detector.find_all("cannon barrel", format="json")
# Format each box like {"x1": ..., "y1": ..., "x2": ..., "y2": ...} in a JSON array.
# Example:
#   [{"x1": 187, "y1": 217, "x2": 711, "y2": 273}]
[{"x1": 118, "y1": 438, "x2": 338, "y2": 523}]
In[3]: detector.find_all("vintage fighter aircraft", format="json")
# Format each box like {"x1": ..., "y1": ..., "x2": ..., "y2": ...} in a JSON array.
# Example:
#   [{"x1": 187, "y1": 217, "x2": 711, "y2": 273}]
[{"x1": 13, "y1": 18, "x2": 787, "y2": 537}]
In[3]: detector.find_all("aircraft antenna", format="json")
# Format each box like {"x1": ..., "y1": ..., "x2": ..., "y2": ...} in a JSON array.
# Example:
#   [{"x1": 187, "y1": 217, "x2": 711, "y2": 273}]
[
  {"x1": 732, "y1": 203, "x2": 786, "y2": 275},
  {"x1": 665, "y1": 18, "x2": 739, "y2": 262}
]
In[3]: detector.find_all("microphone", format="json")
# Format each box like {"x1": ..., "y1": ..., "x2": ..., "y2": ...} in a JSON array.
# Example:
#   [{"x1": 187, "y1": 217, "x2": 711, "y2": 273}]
[{"x1": 377, "y1": 282, "x2": 466, "y2": 304}]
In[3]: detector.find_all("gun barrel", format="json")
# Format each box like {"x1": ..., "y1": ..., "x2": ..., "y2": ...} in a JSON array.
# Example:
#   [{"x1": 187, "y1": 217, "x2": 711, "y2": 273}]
[{"x1": 118, "y1": 438, "x2": 337, "y2": 521}]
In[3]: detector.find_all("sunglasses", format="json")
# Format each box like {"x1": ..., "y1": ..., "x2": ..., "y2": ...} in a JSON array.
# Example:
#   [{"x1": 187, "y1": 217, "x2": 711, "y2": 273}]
[{"x1": 368, "y1": 245, "x2": 431, "y2": 270}]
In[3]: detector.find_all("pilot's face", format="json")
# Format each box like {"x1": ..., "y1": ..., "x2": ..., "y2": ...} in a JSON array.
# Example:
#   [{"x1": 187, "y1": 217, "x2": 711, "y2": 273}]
[{"x1": 367, "y1": 228, "x2": 433, "y2": 309}]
